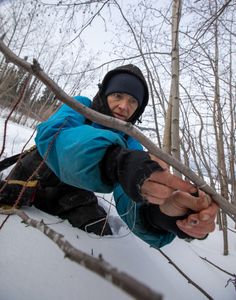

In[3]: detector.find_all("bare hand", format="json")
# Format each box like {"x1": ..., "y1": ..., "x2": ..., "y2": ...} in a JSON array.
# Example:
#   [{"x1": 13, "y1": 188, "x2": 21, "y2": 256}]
[
  {"x1": 159, "y1": 190, "x2": 211, "y2": 216},
  {"x1": 141, "y1": 155, "x2": 197, "y2": 205},
  {"x1": 176, "y1": 202, "x2": 219, "y2": 239},
  {"x1": 159, "y1": 189, "x2": 218, "y2": 239}
]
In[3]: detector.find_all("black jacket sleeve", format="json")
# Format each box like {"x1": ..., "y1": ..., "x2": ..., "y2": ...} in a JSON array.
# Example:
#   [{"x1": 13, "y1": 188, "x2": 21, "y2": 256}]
[
  {"x1": 100, "y1": 145, "x2": 208, "y2": 240},
  {"x1": 100, "y1": 145, "x2": 163, "y2": 202}
]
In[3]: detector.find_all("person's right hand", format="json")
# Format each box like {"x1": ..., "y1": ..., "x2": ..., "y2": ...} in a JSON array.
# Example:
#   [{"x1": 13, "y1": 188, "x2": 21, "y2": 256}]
[
  {"x1": 159, "y1": 189, "x2": 211, "y2": 217},
  {"x1": 140, "y1": 154, "x2": 197, "y2": 205}
]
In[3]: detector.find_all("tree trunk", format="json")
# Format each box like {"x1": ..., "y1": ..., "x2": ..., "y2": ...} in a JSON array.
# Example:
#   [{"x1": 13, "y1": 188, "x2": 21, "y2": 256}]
[
  {"x1": 163, "y1": 0, "x2": 181, "y2": 177},
  {"x1": 228, "y1": 23, "x2": 236, "y2": 229},
  {"x1": 212, "y1": 3, "x2": 229, "y2": 255}
]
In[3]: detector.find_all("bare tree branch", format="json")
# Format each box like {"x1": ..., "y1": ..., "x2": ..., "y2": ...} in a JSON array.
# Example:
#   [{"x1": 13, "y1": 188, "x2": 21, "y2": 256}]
[
  {"x1": 0, "y1": 208, "x2": 162, "y2": 300},
  {"x1": 194, "y1": 0, "x2": 233, "y2": 41},
  {"x1": 0, "y1": 38, "x2": 235, "y2": 222},
  {"x1": 36, "y1": 0, "x2": 108, "y2": 7},
  {"x1": 156, "y1": 247, "x2": 213, "y2": 299},
  {"x1": 67, "y1": 0, "x2": 110, "y2": 45},
  {"x1": 199, "y1": 256, "x2": 235, "y2": 277},
  {"x1": 0, "y1": 74, "x2": 32, "y2": 158},
  {"x1": 60, "y1": 51, "x2": 171, "y2": 77}
]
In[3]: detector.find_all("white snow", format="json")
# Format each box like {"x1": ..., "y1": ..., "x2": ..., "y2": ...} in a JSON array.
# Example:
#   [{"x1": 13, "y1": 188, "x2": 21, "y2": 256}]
[{"x1": 0, "y1": 118, "x2": 235, "y2": 300}]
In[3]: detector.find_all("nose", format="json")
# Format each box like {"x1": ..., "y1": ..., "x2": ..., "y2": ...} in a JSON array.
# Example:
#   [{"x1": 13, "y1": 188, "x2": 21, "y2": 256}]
[{"x1": 118, "y1": 99, "x2": 129, "y2": 111}]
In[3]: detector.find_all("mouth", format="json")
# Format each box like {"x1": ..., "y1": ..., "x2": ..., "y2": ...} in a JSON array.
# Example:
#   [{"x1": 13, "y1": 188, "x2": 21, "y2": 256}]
[{"x1": 113, "y1": 113, "x2": 127, "y2": 120}]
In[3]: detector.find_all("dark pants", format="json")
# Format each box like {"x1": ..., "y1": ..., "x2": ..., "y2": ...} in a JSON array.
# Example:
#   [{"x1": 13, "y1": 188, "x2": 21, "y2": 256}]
[{"x1": 0, "y1": 149, "x2": 112, "y2": 235}]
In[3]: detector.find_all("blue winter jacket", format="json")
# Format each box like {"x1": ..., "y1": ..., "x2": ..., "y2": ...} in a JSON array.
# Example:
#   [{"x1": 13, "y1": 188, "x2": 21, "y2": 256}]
[{"x1": 35, "y1": 95, "x2": 175, "y2": 248}]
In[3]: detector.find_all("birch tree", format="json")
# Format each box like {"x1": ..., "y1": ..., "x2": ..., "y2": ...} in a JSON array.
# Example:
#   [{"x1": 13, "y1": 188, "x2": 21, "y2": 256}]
[{"x1": 163, "y1": 0, "x2": 181, "y2": 177}]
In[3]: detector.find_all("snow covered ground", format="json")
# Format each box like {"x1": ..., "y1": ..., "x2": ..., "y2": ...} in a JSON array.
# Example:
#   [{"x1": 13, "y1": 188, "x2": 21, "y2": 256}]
[{"x1": 0, "y1": 117, "x2": 236, "y2": 300}]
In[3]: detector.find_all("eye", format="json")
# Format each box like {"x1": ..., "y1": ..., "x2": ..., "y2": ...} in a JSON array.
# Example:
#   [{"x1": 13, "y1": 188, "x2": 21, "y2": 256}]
[
  {"x1": 129, "y1": 98, "x2": 138, "y2": 107},
  {"x1": 115, "y1": 93, "x2": 122, "y2": 97},
  {"x1": 112, "y1": 93, "x2": 122, "y2": 100}
]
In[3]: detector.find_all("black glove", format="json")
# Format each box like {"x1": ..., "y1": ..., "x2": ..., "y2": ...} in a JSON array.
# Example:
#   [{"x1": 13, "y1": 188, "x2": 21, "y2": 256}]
[
  {"x1": 140, "y1": 203, "x2": 192, "y2": 239},
  {"x1": 140, "y1": 203, "x2": 208, "y2": 240},
  {"x1": 100, "y1": 145, "x2": 163, "y2": 202}
]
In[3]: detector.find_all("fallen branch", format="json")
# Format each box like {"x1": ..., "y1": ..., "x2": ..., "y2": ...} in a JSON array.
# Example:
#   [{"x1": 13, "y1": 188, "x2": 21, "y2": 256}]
[
  {"x1": 200, "y1": 256, "x2": 236, "y2": 292},
  {"x1": 0, "y1": 38, "x2": 235, "y2": 222},
  {"x1": 156, "y1": 248, "x2": 213, "y2": 300},
  {"x1": 199, "y1": 256, "x2": 235, "y2": 277},
  {"x1": 0, "y1": 208, "x2": 162, "y2": 300}
]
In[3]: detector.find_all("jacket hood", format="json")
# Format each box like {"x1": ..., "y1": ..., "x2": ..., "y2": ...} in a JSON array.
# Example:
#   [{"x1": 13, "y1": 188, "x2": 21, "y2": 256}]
[{"x1": 91, "y1": 64, "x2": 149, "y2": 124}]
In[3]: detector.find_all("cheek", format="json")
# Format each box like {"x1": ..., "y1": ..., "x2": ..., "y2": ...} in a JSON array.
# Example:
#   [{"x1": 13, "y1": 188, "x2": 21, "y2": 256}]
[
  {"x1": 107, "y1": 99, "x2": 114, "y2": 110},
  {"x1": 109, "y1": 103, "x2": 117, "y2": 111},
  {"x1": 130, "y1": 105, "x2": 138, "y2": 115}
]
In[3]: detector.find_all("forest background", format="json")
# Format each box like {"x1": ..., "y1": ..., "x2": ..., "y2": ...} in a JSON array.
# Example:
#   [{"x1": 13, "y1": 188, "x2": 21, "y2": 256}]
[{"x1": 0, "y1": 0, "x2": 235, "y2": 258}]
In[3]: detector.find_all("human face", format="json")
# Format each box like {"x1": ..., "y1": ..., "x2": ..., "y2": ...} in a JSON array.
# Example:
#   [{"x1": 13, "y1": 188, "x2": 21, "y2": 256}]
[{"x1": 107, "y1": 93, "x2": 138, "y2": 121}]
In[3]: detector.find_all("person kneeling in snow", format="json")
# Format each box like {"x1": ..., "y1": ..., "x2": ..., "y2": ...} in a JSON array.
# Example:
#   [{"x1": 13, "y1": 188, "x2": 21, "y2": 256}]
[{"x1": 0, "y1": 64, "x2": 218, "y2": 248}]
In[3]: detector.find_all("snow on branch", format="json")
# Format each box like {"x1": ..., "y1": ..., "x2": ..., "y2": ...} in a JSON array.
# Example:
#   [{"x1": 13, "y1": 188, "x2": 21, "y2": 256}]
[
  {"x1": 0, "y1": 38, "x2": 235, "y2": 222},
  {"x1": 0, "y1": 208, "x2": 162, "y2": 300}
]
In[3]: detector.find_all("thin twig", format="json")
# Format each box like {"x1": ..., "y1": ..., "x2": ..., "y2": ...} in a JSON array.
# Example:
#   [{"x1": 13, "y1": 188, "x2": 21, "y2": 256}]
[
  {"x1": 194, "y1": 0, "x2": 233, "y2": 41},
  {"x1": 227, "y1": 227, "x2": 236, "y2": 233},
  {"x1": 0, "y1": 214, "x2": 10, "y2": 230},
  {"x1": 0, "y1": 208, "x2": 162, "y2": 300},
  {"x1": 67, "y1": 0, "x2": 110, "y2": 45},
  {"x1": 0, "y1": 119, "x2": 68, "y2": 215},
  {"x1": 12, "y1": 119, "x2": 68, "y2": 208},
  {"x1": 199, "y1": 256, "x2": 235, "y2": 277},
  {"x1": 0, "y1": 74, "x2": 31, "y2": 158},
  {"x1": 156, "y1": 248, "x2": 213, "y2": 300},
  {"x1": 60, "y1": 51, "x2": 170, "y2": 77}
]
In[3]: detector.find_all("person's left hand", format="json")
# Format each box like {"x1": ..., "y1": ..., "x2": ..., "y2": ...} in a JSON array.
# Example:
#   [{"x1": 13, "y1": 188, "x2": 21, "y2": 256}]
[
  {"x1": 176, "y1": 201, "x2": 219, "y2": 239},
  {"x1": 159, "y1": 189, "x2": 219, "y2": 239}
]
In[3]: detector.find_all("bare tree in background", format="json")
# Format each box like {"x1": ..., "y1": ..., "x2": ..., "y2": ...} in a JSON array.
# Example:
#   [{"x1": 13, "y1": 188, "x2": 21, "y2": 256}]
[
  {"x1": 163, "y1": 0, "x2": 182, "y2": 177},
  {"x1": 212, "y1": 2, "x2": 229, "y2": 255},
  {"x1": 0, "y1": 0, "x2": 100, "y2": 125}
]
